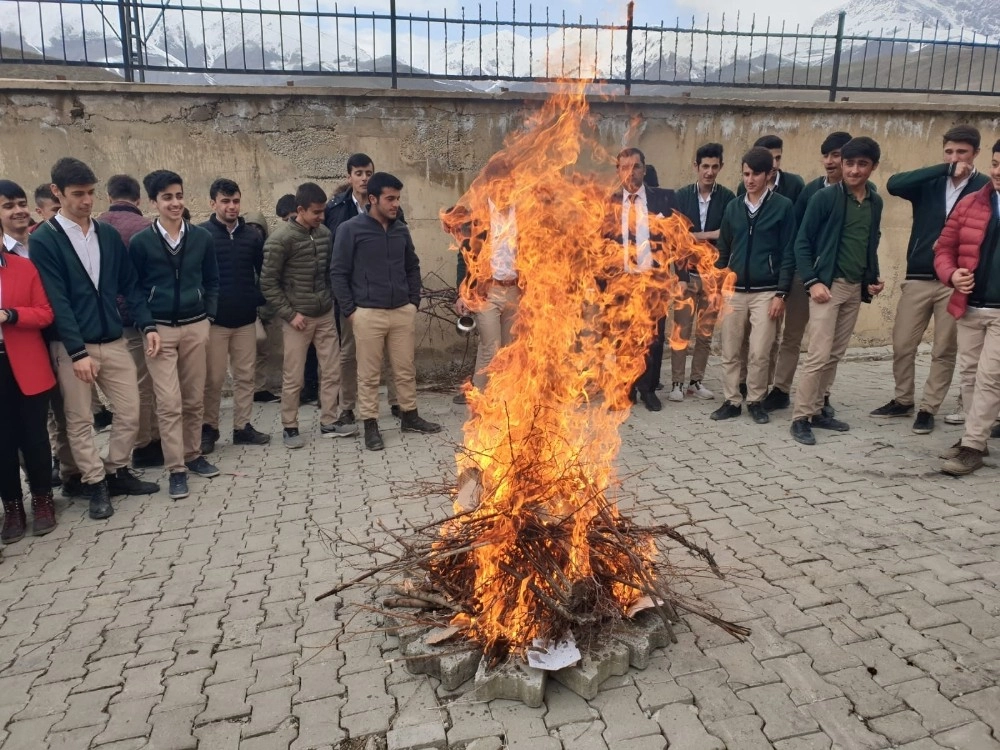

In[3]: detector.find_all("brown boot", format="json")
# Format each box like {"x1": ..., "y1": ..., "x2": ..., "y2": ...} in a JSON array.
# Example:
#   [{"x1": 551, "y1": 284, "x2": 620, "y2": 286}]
[
  {"x1": 31, "y1": 493, "x2": 56, "y2": 536},
  {"x1": 1, "y1": 497, "x2": 27, "y2": 544}
]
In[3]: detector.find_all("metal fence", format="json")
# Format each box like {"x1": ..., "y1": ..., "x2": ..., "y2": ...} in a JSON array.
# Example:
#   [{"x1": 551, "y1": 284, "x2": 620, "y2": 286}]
[{"x1": 1, "y1": 0, "x2": 998, "y2": 98}]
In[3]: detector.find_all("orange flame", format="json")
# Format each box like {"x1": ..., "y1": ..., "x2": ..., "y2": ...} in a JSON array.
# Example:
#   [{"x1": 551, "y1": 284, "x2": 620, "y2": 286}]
[{"x1": 438, "y1": 85, "x2": 734, "y2": 657}]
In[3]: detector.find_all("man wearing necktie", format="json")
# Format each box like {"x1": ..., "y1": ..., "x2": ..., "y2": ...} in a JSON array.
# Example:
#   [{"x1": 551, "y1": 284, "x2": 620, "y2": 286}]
[{"x1": 611, "y1": 148, "x2": 678, "y2": 411}]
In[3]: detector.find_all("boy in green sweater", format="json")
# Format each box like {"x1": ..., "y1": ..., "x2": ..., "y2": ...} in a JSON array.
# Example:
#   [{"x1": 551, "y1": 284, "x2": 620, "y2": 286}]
[
  {"x1": 129, "y1": 170, "x2": 220, "y2": 500},
  {"x1": 791, "y1": 137, "x2": 885, "y2": 445}
]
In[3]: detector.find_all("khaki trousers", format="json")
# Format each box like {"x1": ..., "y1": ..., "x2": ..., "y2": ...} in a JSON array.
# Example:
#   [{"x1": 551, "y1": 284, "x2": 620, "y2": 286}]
[
  {"x1": 720, "y1": 292, "x2": 779, "y2": 403},
  {"x1": 670, "y1": 274, "x2": 716, "y2": 384},
  {"x1": 772, "y1": 274, "x2": 811, "y2": 392},
  {"x1": 740, "y1": 322, "x2": 780, "y2": 386},
  {"x1": 51, "y1": 338, "x2": 140, "y2": 484},
  {"x1": 338, "y1": 310, "x2": 397, "y2": 410},
  {"x1": 255, "y1": 319, "x2": 284, "y2": 392},
  {"x1": 957, "y1": 308, "x2": 1000, "y2": 452},
  {"x1": 124, "y1": 328, "x2": 159, "y2": 448},
  {"x1": 146, "y1": 320, "x2": 211, "y2": 473},
  {"x1": 793, "y1": 280, "x2": 862, "y2": 420},
  {"x1": 472, "y1": 284, "x2": 520, "y2": 390},
  {"x1": 891, "y1": 279, "x2": 957, "y2": 414},
  {"x1": 204, "y1": 323, "x2": 257, "y2": 431},
  {"x1": 353, "y1": 305, "x2": 418, "y2": 420},
  {"x1": 280, "y1": 313, "x2": 341, "y2": 428}
]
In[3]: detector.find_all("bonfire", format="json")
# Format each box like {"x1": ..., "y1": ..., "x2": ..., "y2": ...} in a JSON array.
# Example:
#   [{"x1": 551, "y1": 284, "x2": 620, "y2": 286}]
[{"x1": 318, "y1": 86, "x2": 741, "y2": 671}]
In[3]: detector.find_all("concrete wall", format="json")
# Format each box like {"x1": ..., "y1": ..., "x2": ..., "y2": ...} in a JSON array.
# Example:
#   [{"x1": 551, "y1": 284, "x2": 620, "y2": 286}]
[{"x1": 2, "y1": 79, "x2": 999, "y2": 370}]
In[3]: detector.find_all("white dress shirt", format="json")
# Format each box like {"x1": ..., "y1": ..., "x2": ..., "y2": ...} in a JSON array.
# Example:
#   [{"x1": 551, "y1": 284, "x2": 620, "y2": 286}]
[
  {"x1": 488, "y1": 198, "x2": 517, "y2": 281},
  {"x1": 2, "y1": 233, "x2": 28, "y2": 259},
  {"x1": 945, "y1": 172, "x2": 974, "y2": 216},
  {"x1": 697, "y1": 187, "x2": 713, "y2": 231},
  {"x1": 155, "y1": 219, "x2": 186, "y2": 251},
  {"x1": 55, "y1": 212, "x2": 101, "y2": 287},
  {"x1": 744, "y1": 190, "x2": 769, "y2": 214},
  {"x1": 622, "y1": 184, "x2": 652, "y2": 273}
]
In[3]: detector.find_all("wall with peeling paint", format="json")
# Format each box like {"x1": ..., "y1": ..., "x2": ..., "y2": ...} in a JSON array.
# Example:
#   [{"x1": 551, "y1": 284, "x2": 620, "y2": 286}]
[{"x1": 2, "y1": 80, "x2": 999, "y2": 373}]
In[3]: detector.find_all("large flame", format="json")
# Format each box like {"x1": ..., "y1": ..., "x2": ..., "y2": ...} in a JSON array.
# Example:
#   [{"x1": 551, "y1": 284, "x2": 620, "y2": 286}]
[{"x1": 436, "y1": 86, "x2": 733, "y2": 660}]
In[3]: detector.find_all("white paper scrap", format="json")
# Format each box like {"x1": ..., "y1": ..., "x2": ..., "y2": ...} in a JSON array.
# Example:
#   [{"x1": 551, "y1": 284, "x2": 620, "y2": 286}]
[
  {"x1": 626, "y1": 596, "x2": 665, "y2": 618},
  {"x1": 526, "y1": 632, "x2": 581, "y2": 671}
]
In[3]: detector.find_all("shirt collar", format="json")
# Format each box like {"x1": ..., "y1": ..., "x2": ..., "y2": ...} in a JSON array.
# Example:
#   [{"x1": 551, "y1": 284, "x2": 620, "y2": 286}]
[
  {"x1": 2, "y1": 233, "x2": 26, "y2": 255},
  {"x1": 54, "y1": 211, "x2": 92, "y2": 235},
  {"x1": 624, "y1": 184, "x2": 647, "y2": 204},
  {"x1": 156, "y1": 219, "x2": 186, "y2": 242}
]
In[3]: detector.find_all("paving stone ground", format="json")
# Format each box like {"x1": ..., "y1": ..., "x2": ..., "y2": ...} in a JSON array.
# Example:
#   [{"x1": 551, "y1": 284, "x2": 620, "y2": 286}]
[{"x1": 2, "y1": 351, "x2": 999, "y2": 750}]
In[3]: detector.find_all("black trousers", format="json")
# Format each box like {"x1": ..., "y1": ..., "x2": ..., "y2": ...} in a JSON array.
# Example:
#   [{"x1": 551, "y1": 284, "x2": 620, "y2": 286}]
[
  {"x1": 0, "y1": 352, "x2": 52, "y2": 502},
  {"x1": 635, "y1": 316, "x2": 667, "y2": 394}
]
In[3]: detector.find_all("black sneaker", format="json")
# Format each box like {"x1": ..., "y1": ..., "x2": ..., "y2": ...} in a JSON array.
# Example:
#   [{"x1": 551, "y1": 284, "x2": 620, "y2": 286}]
[
  {"x1": 93, "y1": 407, "x2": 114, "y2": 432},
  {"x1": 762, "y1": 387, "x2": 790, "y2": 412},
  {"x1": 812, "y1": 414, "x2": 850, "y2": 432},
  {"x1": 400, "y1": 410, "x2": 443, "y2": 434},
  {"x1": 739, "y1": 382, "x2": 748, "y2": 399},
  {"x1": 991, "y1": 421, "x2": 1000, "y2": 440},
  {"x1": 391, "y1": 405, "x2": 402, "y2": 418},
  {"x1": 790, "y1": 418, "x2": 816, "y2": 445},
  {"x1": 747, "y1": 402, "x2": 770, "y2": 424},
  {"x1": 200, "y1": 424, "x2": 220, "y2": 455},
  {"x1": 283, "y1": 428, "x2": 305, "y2": 449},
  {"x1": 337, "y1": 409, "x2": 356, "y2": 425},
  {"x1": 169, "y1": 472, "x2": 190, "y2": 500},
  {"x1": 51, "y1": 457, "x2": 62, "y2": 488},
  {"x1": 364, "y1": 418, "x2": 384, "y2": 451},
  {"x1": 710, "y1": 401, "x2": 742, "y2": 421},
  {"x1": 452, "y1": 392, "x2": 468, "y2": 405},
  {"x1": 132, "y1": 439, "x2": 165, "y2": 469},
  {"x1": 253, "y1": 390, "x2": 280, "y2": 403},
  {"x1": 106, "y1": 467, "x2": 160, "y2": 496},
  {"x1": 61, "y1": 475, "x2": 86, "y2": 499},
  {"x1": 87, "y1": 481, "x2": 114, "y2": 519},
  {"x1": 870, "y1": 399, "x2": 913, "y2": 418},
  {"x1": 185, "y1": 456, "x2": 220, "y2": 478},
  {"x1": 233, "y1": 423, "x2": 271, "y2": 445},
  {"x1": 912, "y1": 411, "x2": 935, "y2": 435},
  {"x1": 821, "y1": 396, "x2": 836, "y2": 419},
  {"x1": 638, "y1": 390, "x2": 663, "y2": 412}
]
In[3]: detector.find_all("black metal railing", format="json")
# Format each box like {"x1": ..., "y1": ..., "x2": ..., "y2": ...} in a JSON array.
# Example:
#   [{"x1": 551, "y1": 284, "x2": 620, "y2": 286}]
[{"x1": 1, "y1": 0, "x2": 998, "y2": 98}]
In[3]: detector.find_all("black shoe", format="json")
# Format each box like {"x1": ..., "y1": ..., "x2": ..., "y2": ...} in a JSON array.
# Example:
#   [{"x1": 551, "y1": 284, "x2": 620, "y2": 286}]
[
  {"x1": 747, "y1": 402, "x2": 770, "y2": 424},
  {"x1": 870, "y1": 399, "x2": 913, "y2": 418},
  {"x1": 51, "y1": 457, "x2": 62, "y2": 488},
  {"x1": 452, "y1": 392, "x2": 467, "y2": 405},
  {"x1": 638, "y1": 390, "x2": 662, "y2": 412},
  {"x1": 106, "y1": 467, "x2": 160, "y2": 496},
  {"x1": 627, "y1": 388, "x2": 637, "y2": 404},
  {"x1": 761, "y1": 387, "x2": 790, "y2": 412},
  {"x1": 912, "y1": 411, "x2": 935, "y2": 435},
  {"x1": 300, "y1": 387, "x2": 318, "y2": 405},
  {"x1": 185, "y1": 456, "x2": 220, "y2": 478},
  {"x1": 790, "y1": 418, "x2": 816, "y2": 445},
  {"x1": 710, "y1": 401, "x2": 742, "y2": 421},
  {"x1": 93, "y1": 407, "x2": 114, "y2": 432},
  {"x1": 655, "y1": 381, "x2": 665, "y2": 391},
  {"x1": 200, "y1": 424, "x2": 220, "y2": 455},
  {"x1": 169, "y1": 472, "x2": 189, "y2": 500},
  {"x1": 87, "y1": 481, "x2": 114, "y2": 520},
  {"x1": 364, "y1": 418, "x2": 384, "y2": 451},
  {"x1": 132, "y1": 440, "x2": 165, "y2": 469},
  {"x1": 811, "y1": 414, "x2": 850, "y2": 432},
  {"x1": 739, "y1": 382, "x2": 748, "y2": 399},
  {"x1": 991, "y1": 421, "x2": 1000, "y2": 440},
  {"x1": 253, "y1": 390, "x2": 280, "y2": 403},
  {"x1": 338, "y1": 409, "x2": 356, "y2": 425},
  {"x1": 821, "y1": 396, "x2": 836, "y2": 419},
  {"x1": 233, "y1": 423, "x2": 271, "y2": 445},
  {"x1": 61, "y1": 475, "x2": 86, "y2": 499},
  {"x1": 391, "y1": 404, "x2": 401, "y2": 418},
  {"x1": 400, "y1": 409, "x2": 443, "y2": 434}
]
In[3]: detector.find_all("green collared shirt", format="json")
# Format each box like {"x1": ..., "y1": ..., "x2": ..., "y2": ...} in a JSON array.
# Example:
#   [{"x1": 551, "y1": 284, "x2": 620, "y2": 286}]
[{"x1": 836, "y1": 186, "x2": 873, "y2": 283}]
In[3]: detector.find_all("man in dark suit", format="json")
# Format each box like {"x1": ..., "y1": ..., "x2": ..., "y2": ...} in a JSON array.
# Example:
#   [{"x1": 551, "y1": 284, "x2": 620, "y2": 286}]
[{"x1": 609, "y1": 147, "x2": 678, "y2": 412}]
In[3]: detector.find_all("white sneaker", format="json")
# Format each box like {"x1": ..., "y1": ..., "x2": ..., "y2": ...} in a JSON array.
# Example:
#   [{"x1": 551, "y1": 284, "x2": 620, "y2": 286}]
[
  {"x1": 687, "y1": 381, "x2": 715, "y2": 400},
  {"x1": 944, "y1": 411, "x2": 965, "y2": 425},
  {"x1": 667, "y1": 383, "x2": 684, "y2": 402}
]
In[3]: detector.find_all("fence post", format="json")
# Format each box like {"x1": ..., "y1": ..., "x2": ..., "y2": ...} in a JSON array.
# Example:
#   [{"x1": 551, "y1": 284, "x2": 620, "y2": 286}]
[
  {"x1": 390, "y1": 0, "x2": 398, "y2": 89},
  {"x1": 624, "y1": 0, "x2": 634, "y2": 94},
  {"x1": 828, "y1": 10, "x2": 846, "y2": 102},
  {"x1": 117, "y1": 0, "x2": 134, "y2": 83}
]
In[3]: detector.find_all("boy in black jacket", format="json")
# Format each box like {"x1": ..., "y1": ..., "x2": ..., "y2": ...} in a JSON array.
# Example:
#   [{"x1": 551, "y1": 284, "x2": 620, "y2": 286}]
[
  {"x1": 199, "y1": 179, "x2": 270, "y2": 455},
  {"x1": 130, "y1": 170, "x2": 220, "y2": 500},
  {"x1": 711, "y1": 147, "x2": 795, "y2": 425}
]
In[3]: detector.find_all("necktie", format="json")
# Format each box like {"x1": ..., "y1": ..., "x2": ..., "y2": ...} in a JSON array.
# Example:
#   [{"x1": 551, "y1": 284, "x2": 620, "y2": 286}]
[{"x1": 627, "y1": 193, "x2": 638, "y2": 270}]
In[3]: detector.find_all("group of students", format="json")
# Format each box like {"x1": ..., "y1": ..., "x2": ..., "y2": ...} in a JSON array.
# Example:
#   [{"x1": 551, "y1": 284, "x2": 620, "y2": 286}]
[
  {"x1": 626, "y1": 126, "x2": 1000, "y2": 477},
  {"x1": 0, "y1": 153, "x2": 441, "y2": 547}
]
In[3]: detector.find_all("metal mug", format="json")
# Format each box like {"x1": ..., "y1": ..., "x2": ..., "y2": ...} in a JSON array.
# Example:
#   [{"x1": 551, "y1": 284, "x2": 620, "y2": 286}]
[{"x1": 456, "y1": 315, "x2": 477, "y2": 335}]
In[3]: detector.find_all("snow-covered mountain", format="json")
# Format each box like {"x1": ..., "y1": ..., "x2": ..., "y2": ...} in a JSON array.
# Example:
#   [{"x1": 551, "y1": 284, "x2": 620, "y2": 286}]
[{"x1": 816, "y1": 0, "x2": 1000, "y2": 39}]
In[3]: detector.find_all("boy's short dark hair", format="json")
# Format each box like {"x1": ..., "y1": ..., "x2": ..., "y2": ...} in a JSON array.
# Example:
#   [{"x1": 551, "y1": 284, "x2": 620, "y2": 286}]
[
  {"x1": 753, "y1": 135, "x2": 783, "y2": 151},
  {"x1": 367, "y1": 172, "x2": 404, "y2": 200},
  {"x1": 294, "y1": 182, "x2": 327, "y2": 209},
  {"x1": 34, "y1": 184, "x2": 57, "y2": 205},
  {"x1": 143, "y1": 170, "x2": 184, "y2": 201},
  {"x1": 942, "y1": 125, "x2": 981, "y2": 150},
  {"x1": 616, "y1": 147, "x2": 646, "y2": 165},
  {"x1": 695, "y1": 143, "x2": 724, "y2": 164},
  {"x1": 51, "y1": 158, "x2": 98, "y2": 192},
  {"x1": 742, "y1": 147, "x2": 774, "y2": 175},
  {"x1": 347, "y1": 153, "x2": 375, "y2": 172},
  {"x1": 210, "y1": 178, "x2": 241, "y2": 200},
  {"x1": 275, "y1": 194, "x2": 296, "y2": 218},
  {"x1": 840, "y1": 137, "x2": 881, "y2": 164},
  {"x1": 820, "y1": 131, "x2": 853, "y2": 155},
  {"x1": 107, "y1": 174, "x2": 141, "y2": 202},
  {"x1": 992, "y1": 139, "x2": 1000, "y2": 155},
  {"x1": 0, "y1": 180, "x2": 27, "y2": 201}
]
